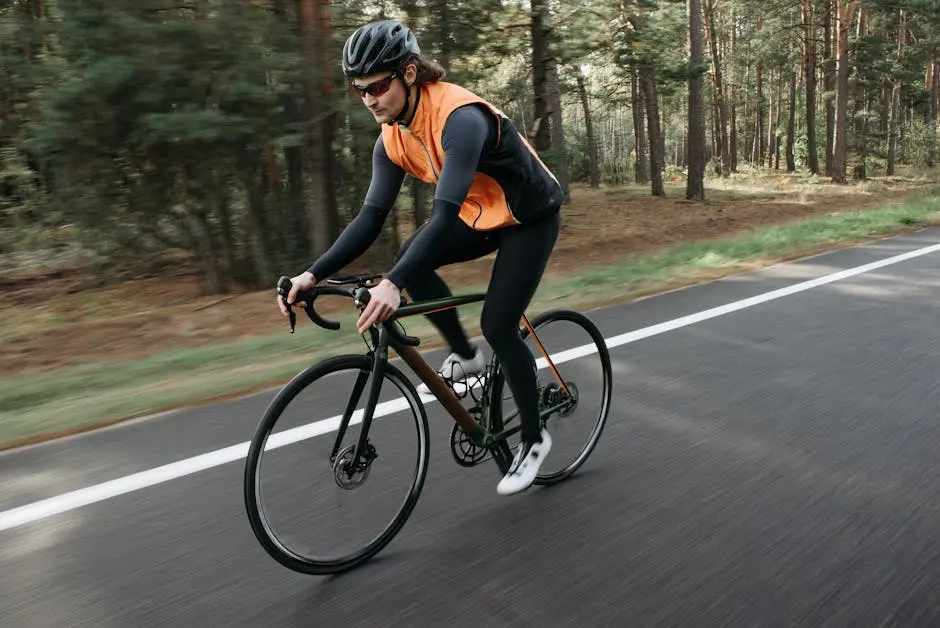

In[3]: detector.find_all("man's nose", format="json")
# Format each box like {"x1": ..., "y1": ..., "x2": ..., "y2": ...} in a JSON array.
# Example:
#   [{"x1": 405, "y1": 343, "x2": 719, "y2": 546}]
[{"x1": 364, "y1": 93, "x2": 378, "y2": 107}]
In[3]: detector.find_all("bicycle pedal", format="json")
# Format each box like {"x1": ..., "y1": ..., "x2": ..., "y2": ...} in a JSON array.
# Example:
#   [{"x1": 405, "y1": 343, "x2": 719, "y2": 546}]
[
  {"x1": 416, "y1": 373, "x2": 487, "y2": 397},
  {"x1": 450, "y1": 374, "x2": 487, "y2": 395}
]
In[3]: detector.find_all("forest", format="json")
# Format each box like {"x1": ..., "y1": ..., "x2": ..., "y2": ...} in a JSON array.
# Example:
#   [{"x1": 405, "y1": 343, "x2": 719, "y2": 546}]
[{"x1": 2, "y1": 0, "x2": 939, "y2": 294}]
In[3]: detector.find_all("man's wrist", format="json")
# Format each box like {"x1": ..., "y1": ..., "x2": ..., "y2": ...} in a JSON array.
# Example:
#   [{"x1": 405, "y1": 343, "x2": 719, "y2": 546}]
[{"x1": 382, "y1": 277, "x2": 402, "y2": 291}]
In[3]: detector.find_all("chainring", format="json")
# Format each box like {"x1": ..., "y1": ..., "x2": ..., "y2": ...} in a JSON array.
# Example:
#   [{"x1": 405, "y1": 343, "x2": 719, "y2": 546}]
[{"x1": 449, "y1": 422, "x2": 490, "y2": 467}]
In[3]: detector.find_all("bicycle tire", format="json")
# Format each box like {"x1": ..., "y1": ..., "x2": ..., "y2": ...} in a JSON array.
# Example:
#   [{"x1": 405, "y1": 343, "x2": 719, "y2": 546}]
[
  {"x1": 488, "y1": 309, "x2": 612, "y2": 485},
  {"x1": 244, "y1": 354, "x2": 430, "y2": 575}
]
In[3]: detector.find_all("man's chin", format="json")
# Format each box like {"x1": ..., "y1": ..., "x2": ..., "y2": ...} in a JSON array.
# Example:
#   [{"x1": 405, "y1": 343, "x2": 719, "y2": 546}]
[{"x1": 371, "y1": 111, "x2": 391, "y2": 124}]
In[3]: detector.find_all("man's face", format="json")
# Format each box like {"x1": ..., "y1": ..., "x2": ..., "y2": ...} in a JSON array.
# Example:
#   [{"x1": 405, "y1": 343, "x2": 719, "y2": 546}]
[{"x1": 351, "y1": 65, "x2": 416, "y2": 124}]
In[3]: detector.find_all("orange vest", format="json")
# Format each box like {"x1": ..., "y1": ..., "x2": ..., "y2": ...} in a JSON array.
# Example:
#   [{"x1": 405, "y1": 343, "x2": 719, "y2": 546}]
[{"x1": 381, "y1": 82, "x2": 558, "y2": 231}]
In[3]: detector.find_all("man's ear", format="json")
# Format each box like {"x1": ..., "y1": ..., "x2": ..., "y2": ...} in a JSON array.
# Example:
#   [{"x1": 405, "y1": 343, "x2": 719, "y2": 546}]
[{"x1": 404, "y1": 63, "x2": 418, "y2": 86}]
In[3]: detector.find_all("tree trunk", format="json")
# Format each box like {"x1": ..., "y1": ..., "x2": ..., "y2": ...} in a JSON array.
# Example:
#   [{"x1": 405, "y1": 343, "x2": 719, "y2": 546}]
[
  {"x1": 300, "y1": 0, "x2": 340, "y2": 254},
  {"x1": 929, "y1": 0, "x2": 939, "y2": 126},
  {"x1": 887, "y1": 8, "x2": 905, "y2": 176},
  {"x1": 786, "y1": 71, "x2": 797, "y2": 172},
  {"x1": 743, "y1": 59, "x2": 752, "y2": 168},
  {"x1": 801, "y1": 0, "x2": 819, "y2": 174},
  {"x1": 641, "y1": 67, "x2": 666, "y2": 196},
  {"x1": 853, "y1": 94, "x2": 869, "y2": 180},
  {"x1": 273, "y1": 1, "x2": 308, "y2": 257},
  {"x1": 880, "y1": 83, "x2": 889, "y2": 138},
  {"x1": 729, "y1": 6, "x2": 738, "y2": 172},
  {"x1": 702, "y1": 0, "x2": 730, "y2": 176},
  {"x1": 930, "y1": 55, "x2": 940, "y2": 122},
  {"x1": 216, "y1": 190, "x2": 237, "y2": 286},
  {"x1": 531, "y1": 0, "x2": 570, "y2": 201},
  {"x1": 754, "y1": 59, "x2": 765, "y2": 166},
  {"x1": 241, "y1": 157, "x2": 272, "y2": 287},
  {"x1": 545, "y1": 58, "x2": 570, "y2": 201},
  {"x1": 632, "y1": 67, "x2": 650, "y2": 183},
  {"x1": 577, "y1": 75, "x2": 600, "y2": 187},
  {"x1": 924, "y1": 60, "x2": 931, "y2": 122},
  {"x1": 766, "y1": 68, "x2": 776, "y2": 168},
  {"x1": 824, "y1": 0, "x2": 836, "y2": 176},
  {"x1": 627, "y1": 13, "x2": 663, "y2": 194},
  {"x1": 282, "y1": 97, "x2": 308, "y2": 256},
  {"x1": 192, "y1": 205, "x2": 227, "y2": 294},
  {"x1": 236, "y1": 147, "x2": 273, "y2": 288},
  {"x1": 531, "y1": 0, "x2": 551, "y2": 154},
  {"x1": 929, "y1": 52, "x2": 939, "y2": 166},
  {"x1": 687, "y1": 0, "x2": 707, "y2": 200},
  {"x1": 831, "y1": 0, "x2": 858, "y2": 184},
  {"x1": 852, "y1": 5, "x2": 868, "y2": 179},
  {"x1": 712, "y1": 100, "x2": 722, "y2": 174},
  {"x1": 436, "y1": 0, "x2": 452, "y2": 74}
]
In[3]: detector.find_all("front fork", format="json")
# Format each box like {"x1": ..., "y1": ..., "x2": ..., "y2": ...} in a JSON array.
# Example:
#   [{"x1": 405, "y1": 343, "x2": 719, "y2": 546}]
[{"x1": 330, "y1": 326, "x2": 387, "y2": 472}]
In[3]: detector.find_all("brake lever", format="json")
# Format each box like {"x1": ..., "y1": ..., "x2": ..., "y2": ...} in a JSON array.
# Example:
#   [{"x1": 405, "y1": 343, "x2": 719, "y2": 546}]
[
  {"x1": 288, "y1": 307, "x2": 297, "y2": 334},
  {"x1": 351, "y1": 287, "x2": 419, "y2": 346},
  {"x1": 277, "y1": 275, "x2": 298, "y2": 334}
]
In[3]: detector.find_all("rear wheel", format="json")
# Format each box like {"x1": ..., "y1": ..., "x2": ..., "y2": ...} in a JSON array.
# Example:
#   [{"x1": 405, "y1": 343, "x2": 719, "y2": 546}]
[{"x1": 488, "y1": 309, "x2": 612, "y2": 484}]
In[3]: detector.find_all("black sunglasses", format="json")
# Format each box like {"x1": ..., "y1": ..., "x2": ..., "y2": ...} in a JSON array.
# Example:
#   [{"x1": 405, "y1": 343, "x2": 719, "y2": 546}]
[{"x1": 351, "y1": 72, "x2": 399, "y2": 98}]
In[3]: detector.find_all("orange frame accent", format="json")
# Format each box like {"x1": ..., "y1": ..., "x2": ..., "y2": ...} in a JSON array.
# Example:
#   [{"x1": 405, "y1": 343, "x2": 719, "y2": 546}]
[
  {"x1": 398, "y1": 303, "x2": 461, "y2": 319},
  {"x1": 398, "y1": 307, "x2": 571, "y2": 398},
  {"x1": 521, "y1": 315, "x2": 570, "y2": 396}
]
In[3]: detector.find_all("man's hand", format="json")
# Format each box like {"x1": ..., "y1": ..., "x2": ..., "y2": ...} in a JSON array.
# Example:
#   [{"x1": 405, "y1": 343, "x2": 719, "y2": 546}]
[
  {"x1": 277, "y1": 271, "x2": 317, "y2": 315},
  {"x1": 357, "y1": 279, "x2": 401, "y2": 334}
]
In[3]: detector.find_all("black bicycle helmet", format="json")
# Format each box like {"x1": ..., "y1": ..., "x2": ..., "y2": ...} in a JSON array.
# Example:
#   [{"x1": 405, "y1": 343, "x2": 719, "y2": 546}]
[{"x1": 342, "y1": 20, "x2": 421, "y2": 78}]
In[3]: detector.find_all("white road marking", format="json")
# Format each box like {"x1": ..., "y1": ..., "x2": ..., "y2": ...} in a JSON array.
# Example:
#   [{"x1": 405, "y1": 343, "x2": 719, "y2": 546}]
[{"x1": 3, "y1": 239, "x2": 940, "y2": 532}]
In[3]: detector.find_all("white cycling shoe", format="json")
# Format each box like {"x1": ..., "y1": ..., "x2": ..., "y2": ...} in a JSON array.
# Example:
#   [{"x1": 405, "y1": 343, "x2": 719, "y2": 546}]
[
  {"x1": 496, "y1": 429, "x2": 552, "y2": 495},
  {"x1": 416, "y1": 345, "x2": 486, "y2": 395}
]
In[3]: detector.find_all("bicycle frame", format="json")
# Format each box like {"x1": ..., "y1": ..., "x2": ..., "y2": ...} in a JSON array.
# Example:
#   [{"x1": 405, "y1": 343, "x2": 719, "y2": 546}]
[
  {"x1": 252, "y1": 276, "x2": 612, "y2": 575},
  {"x1": 317, "y1": 290, "x2": 572, "y2": 474}
]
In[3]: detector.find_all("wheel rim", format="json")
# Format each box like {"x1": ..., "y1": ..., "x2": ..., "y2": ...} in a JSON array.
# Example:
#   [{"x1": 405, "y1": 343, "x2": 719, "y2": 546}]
[
  {"x1": 490, "y1": 311, "x2": 611, "y2": 484},
  {"x1": 245, "y1": 356, "x2": 429, "y2": 573}
]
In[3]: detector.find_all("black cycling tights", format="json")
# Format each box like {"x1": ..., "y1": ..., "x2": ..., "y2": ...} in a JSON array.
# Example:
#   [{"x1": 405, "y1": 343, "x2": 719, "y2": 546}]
[{"x1": 395, "y1": 211, "x2": 561, "y2": 445}]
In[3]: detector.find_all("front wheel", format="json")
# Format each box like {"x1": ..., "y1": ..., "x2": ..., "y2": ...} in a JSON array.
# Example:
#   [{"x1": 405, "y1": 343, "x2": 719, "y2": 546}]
[
  {"x1": 244, "y1": 354, "x2": 430, "y2": 575},
  {"x1": 488, "y1": 309, "x2": 612, "y2": 485}
]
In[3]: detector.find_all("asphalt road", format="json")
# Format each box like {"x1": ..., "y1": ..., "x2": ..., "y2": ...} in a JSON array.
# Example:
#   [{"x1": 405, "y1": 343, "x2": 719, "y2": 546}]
[{"x1": 4, "y1": 229, "x2": 940, "y2": 627}]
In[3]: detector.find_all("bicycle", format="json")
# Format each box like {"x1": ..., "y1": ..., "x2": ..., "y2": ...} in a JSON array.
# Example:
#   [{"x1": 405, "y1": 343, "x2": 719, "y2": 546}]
[{"x1": 244, "y1": 272, "x2": 612, "y2": 575}]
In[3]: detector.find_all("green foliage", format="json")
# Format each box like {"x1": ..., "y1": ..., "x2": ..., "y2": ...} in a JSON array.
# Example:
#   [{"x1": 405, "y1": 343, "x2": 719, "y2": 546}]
[
  {"x1": 9, "y1": 1, "x2": 309, "y2": 287},
  {"x1": 1, "y1": 0, "x2": 939, "y2": 290}
]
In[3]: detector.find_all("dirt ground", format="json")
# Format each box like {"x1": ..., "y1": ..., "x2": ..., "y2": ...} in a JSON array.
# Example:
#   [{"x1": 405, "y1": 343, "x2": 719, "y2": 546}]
[{"x1": 1, "y1": 174, "x2": 932, "y2": 378}]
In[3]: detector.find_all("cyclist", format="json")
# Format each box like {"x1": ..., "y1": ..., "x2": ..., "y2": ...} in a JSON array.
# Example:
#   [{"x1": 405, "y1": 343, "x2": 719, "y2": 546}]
[{"x1": 277, "y1": 19, "x2": 564, "y2": 496}]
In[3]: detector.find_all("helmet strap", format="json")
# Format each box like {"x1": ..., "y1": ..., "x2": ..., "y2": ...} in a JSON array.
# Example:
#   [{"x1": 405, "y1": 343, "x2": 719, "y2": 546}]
[{"x1": 392, "y1": 73, "x2": 420, "y2": 127}]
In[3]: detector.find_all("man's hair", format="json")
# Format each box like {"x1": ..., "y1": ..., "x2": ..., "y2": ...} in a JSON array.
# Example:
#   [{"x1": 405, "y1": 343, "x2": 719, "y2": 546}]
[{"x1": 405, "y1": 55, "x2": 446, "y2": 85}]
